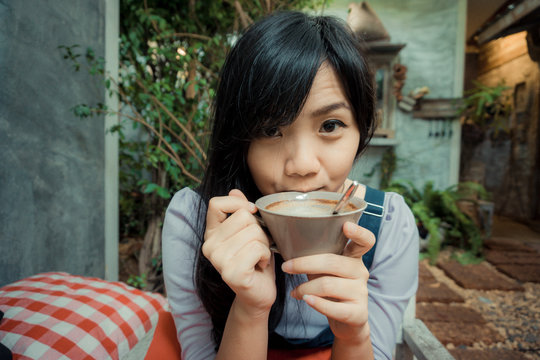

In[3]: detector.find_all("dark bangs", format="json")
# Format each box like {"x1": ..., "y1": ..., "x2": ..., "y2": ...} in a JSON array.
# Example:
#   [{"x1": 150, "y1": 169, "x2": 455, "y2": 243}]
[
  {"x1": 215, "y1": 12, "x2": 326, "y2": 142},
  {"x1": 316, "y1": 16, "x2": 375, "y2": 156}
]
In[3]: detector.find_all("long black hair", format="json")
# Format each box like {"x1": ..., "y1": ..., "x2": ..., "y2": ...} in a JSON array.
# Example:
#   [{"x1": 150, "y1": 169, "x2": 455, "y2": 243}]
[{"x1": 194, "y1": 11, "x2": 375, "y2": 347}]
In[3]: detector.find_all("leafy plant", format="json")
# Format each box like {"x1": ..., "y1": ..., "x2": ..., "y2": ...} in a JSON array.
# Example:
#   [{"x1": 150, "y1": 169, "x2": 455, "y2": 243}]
[
  {"x1": 384, "y1": 180, "x2": 490, "y2": 263},
  {"x1": 362, "y1": 147, "x2": 397, "y2": 189},
  {"x1": 379, "y1": 148, "x2": 397, "y2": 189},
  {"x1": 127, "y1": 273, "x2": 147, "y2": 290},
  {"x1": 61, "y1": 0, "x2": 329, "y2": 292},
  {"x1": 451, "y1": 251, "x2": 484, "y2": 265},
  {"x1": 458, "y1": 80, "x2": 512, "y2": 135}
]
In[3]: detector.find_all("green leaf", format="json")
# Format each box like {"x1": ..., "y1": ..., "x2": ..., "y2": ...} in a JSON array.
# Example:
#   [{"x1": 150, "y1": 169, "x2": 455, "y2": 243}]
[
  {"x1": 156, "y1": 186, "x2": 170, "y2": 199},
  {"x1": 143, "y1": 183, "x2": 159, "y2": 194},
  {"x1": 72, "y1": 104, "x2": 92, "y2": 118}
]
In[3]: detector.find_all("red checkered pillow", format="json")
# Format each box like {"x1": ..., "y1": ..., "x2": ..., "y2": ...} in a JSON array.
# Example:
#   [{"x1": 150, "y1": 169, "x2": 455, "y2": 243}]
[{"x1": 0, "y1": 272, "x2": 167, "y2": 360}]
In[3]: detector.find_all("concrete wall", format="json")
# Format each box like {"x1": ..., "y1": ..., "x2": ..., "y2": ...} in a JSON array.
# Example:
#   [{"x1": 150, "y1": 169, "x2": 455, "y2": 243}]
[
  {"x1": 326, "y1": 0, "x2": 465, "y2": 190},
  {"x1": 0, "y1": 0, "x2": 107, "y2": 286}
]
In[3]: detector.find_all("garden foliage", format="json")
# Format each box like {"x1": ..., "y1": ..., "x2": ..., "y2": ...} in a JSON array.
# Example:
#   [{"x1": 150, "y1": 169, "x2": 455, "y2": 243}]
[
  {"x1": 385, "y1": 180, "x2": 490, "y2": 263},
  {"x1": 61, "y1": 0, "x2": 328, "y2": 290},
  {"x1": 458, "y1": 80, "x2": 512, "y2": 135}
]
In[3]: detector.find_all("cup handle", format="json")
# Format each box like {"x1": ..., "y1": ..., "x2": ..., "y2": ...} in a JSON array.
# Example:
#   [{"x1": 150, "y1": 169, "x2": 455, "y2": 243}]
[{"x1": 254, "y1": 214, "x2": 280, "y2": 254}]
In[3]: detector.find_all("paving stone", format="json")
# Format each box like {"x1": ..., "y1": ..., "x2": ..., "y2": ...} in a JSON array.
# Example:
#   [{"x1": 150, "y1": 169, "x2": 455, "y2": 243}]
[
  {"x1": 485, "y1": 250, "x2": 540, "y2": 265},
  {"x1": 484, "y1": 237, "x2": 537, "y2": 253},
  {"x1": 416, "y1": 303, "x2": 485, "y2": 324},
  {"x1": 495, "y1": 264, "x2": 540, "y2": 283},
  {"x1": 437, "y1": 260, "x2": 524, "y2": 291},
  {"x1": 417, "y1": 281, "x2": 464, "y2": 303},
  {"x1": 525, "y1": 241, "x2": 540, "y2": 253},
  {"x1": 419, "y1": 261, "x2": 437, "y2": 283},
  {"x1": 423, "y1": 321, "x2": 504, "y2": 346},
  {"x1": 449, "y1": 348, "x2": 530, "y2": 360}
]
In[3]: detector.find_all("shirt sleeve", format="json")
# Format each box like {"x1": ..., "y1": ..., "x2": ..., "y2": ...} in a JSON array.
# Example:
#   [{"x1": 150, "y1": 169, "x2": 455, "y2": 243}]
[
  {"x1": 367, "y1": 192, "x2": 419, "y2": 359},
  {"x1": 162, "y1": 188, "x2": 217, "y2": 359}
]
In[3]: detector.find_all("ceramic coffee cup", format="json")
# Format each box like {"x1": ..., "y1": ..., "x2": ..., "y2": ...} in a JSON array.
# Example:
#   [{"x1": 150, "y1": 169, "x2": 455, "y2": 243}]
[{"x1": 255, "y1": 191, "x2": 367, "y2": 260}]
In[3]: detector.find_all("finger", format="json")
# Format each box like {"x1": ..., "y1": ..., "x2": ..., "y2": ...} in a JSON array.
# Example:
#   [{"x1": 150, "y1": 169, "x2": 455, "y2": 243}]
[
  {"x1": 342, "y1": 222, "x2": 375, "y2": 258},
  {"x1": 204, "y1": 223, "x2": 270, "y2": 271},
  {"x1": 220, "y1": 241, "x2": 273, "y2": 288},
  {"x1": 206, "y1": 194, "x2": 256, "y2": 229},
  {"x1": 282, "y1": 254, "x2": 367, "y2": 279},
  {"x1": 229, "y1": 189, "x2": 248, "y2": 200},
  {"x1": 237, "y1": 239, "x2": 272, "y2": 270},
  {"x1": 290, "y1": 276, "x2": 362, "y2": 301},
  {"x1": 206, "y1": 207, "x2": 260, "y2": 246},
  {"x1": 302, "y1": 295, "x2": 365, "y2": 326}
]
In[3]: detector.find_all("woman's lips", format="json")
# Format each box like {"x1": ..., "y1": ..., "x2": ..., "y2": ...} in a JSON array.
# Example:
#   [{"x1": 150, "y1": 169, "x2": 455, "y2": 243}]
[{"x1": 282, "y1": 186, "x2": 325, "y2": 193}]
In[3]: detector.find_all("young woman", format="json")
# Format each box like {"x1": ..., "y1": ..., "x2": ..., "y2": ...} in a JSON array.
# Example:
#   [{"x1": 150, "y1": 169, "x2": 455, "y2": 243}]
[{"x1": 162, "y1": 11, "x2": 418, "y2": 360}]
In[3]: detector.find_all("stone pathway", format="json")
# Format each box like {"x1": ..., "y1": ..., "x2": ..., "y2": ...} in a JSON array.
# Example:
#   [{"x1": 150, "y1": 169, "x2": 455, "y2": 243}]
[{"x1": 416, "y1": 217, "x2": 540, "y2": 360}]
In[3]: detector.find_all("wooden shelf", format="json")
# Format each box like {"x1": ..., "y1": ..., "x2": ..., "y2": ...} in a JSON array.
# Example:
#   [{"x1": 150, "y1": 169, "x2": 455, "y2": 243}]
[{"x1": 412, "y1": 98, "x2": 462, "y2": 119}]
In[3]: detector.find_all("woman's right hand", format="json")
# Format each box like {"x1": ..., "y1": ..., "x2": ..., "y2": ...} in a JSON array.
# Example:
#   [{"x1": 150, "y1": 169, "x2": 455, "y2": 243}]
[{"x1": 203, "y1": 189, "x2": 276, "y2": 317}]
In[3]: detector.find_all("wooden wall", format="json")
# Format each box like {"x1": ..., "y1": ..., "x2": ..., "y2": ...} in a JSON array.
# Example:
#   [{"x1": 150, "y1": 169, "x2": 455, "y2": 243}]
[{"x1": 461, "y1": 31, "x2": 540, "y2": 222}]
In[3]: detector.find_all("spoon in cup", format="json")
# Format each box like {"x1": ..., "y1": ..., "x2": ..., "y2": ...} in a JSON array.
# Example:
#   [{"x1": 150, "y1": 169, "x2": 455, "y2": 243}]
[{"x1": 332, "y1": 181, "x2": 359, "y2": 215}]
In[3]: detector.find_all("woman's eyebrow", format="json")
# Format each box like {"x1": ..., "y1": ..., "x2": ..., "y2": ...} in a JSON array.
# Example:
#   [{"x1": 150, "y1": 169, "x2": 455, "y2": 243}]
[{"x1": 310, "y1": 102, "x2": 350, "y2": 117}]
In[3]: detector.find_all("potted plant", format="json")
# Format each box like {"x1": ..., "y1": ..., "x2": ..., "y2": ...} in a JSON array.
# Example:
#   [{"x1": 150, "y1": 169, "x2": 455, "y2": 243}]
[
  {"x1": 384, "y1": 180, "x2": 491, "y2": 263},
  {"x1": 458, "y1": 80, "x2": 512, "y2": 144}
]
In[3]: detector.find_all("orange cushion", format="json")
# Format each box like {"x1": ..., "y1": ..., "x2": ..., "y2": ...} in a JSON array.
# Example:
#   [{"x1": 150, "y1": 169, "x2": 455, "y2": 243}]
[
  {"x1": 147, "y1": 310, "x2": 331, "y2": 359},
  {"x1": 145, "y1": 309, "x2": 181, "y2": 360}
]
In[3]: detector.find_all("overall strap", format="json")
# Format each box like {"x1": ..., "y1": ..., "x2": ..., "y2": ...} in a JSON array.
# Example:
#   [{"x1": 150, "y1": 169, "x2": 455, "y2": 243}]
[{"x1": 359, "y1": 186, "x2": 385, "y2": 270}]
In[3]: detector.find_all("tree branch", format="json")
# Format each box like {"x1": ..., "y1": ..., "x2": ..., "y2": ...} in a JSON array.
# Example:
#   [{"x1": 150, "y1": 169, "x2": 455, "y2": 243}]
[{"x1": 157, "y1": 32, "x2": 213, "y2": 41}]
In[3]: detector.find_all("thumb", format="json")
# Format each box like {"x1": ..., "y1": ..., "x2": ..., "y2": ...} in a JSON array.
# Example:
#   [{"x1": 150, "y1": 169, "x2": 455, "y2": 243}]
[
  {"x1": 342, "y1": 221, "x2": 376, "y2": 258},
  {"x1": 229, "y1": 189, "x2": 258, "y2": 215},
  {"x1": 229, "y1": 188, "x2": 248, "y2": 201}
]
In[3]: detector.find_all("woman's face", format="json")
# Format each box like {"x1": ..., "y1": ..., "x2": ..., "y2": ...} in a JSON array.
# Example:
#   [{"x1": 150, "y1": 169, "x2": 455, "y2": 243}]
[{"x1": 247, "y1": 63, "x2": 360, "y2": 195}]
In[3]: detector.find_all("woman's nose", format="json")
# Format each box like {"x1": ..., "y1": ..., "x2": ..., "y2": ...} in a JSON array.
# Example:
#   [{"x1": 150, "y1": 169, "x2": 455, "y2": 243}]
[{"x1": 284, "y1": 139, "x2": 321, "y2": 177}]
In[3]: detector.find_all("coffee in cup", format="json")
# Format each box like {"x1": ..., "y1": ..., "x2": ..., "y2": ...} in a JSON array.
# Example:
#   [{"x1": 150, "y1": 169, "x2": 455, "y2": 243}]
[
  {"x1": 266, "y1": 198, "x2": 359, "y2": 216},
  {"x1": 255, "y1": 191, "x2": 367, "y2": 260}
]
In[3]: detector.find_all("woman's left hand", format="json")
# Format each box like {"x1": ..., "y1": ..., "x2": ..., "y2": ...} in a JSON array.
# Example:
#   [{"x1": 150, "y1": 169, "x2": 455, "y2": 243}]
[{"x1": 281, "y1": 221, "x2": 375, "y2": 343}]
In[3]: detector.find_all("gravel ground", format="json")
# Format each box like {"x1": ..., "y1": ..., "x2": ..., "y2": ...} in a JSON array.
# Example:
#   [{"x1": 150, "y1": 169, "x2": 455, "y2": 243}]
[{"x1": 424, "y1": 257, "x2": 540, "y2": 359}]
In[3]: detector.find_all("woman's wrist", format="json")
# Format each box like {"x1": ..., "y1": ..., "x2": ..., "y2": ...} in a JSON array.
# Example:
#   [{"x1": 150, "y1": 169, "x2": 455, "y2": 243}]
[
  {"x1": 332, "y1": 323, "x2": 373, "y2": 360},
  {"x1": 231, "y1": 296, "x2": 272, "y2": 323},
  {"x1": 216, "y1": 297, "x2": 271, "y2": 360}
]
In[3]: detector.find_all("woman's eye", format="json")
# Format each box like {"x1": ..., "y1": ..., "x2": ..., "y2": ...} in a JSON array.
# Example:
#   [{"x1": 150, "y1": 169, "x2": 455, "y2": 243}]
[
  {"x1": 320, "y1": 119, "x2": 346, "y2": 133},
  {"x1": 261, "y1": 127, "x2": 282, "y2": 138}
]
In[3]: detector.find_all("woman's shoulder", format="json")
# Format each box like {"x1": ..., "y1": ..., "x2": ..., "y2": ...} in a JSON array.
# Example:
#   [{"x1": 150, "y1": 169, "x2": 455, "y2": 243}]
[
  {"x1": 162, "y1": 187, "x2": 204, "y2": 251},
  {"x1": 378, "y1": 190, "x2": 418, "y2": 248},
  {"x1": 361, "y1": 184, "x2": 412, "y2": 219},
  {"x1": 168, "y1": 187, "x2": 202, "y2": 211},
  {"x1": 383, "y1": 191, "x2": 411, "y2": 214},
  {"x1": 165, "y1": 187, "x2": 206, "y2": 222}
]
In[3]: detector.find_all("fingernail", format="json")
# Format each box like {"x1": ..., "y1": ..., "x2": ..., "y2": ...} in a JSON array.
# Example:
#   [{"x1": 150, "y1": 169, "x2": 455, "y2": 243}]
[
  {"x1": 303, "y1": 294, "x2": 314, "y2": 305},
  {"x1": 281, "y1": 261, "x2": 292, "y2": 273},
  {"x1": 249, "y1": 202, "x2": 257, "y2": 212}
]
